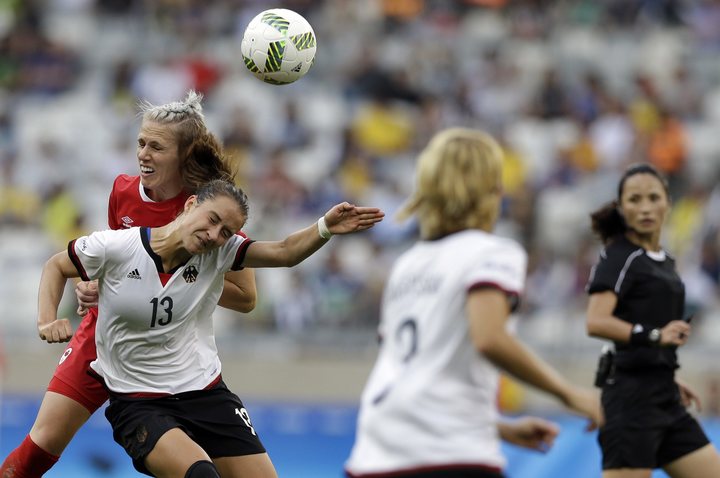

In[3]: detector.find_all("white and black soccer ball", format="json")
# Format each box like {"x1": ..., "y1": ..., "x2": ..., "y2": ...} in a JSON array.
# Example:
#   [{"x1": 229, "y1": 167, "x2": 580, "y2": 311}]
[{"x1": 241, "y1": 9, "x2": 317, "y2": 85}]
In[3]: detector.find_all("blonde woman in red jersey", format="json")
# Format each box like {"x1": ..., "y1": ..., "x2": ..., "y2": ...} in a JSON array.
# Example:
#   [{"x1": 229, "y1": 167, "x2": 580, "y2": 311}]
[{"x1": 0, "y1": 91, "x2": 257, "y2": 477}]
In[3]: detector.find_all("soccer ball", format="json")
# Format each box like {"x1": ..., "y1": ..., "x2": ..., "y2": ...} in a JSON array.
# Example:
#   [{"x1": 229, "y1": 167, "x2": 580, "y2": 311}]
[{"x1": 241, "y1": 9, "x2": 317, "y2": 85}]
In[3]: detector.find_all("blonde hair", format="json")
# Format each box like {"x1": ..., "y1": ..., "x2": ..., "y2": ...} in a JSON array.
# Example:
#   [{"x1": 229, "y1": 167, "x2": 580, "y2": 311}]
[
  {"x1": 397, "y1": 128, "x2": 503, "y2": 239},
  {"x1": 138, "y1": 90, "x2": 234, "y2": 191},
  {"x1": 139, "y1": 90, "x2": 205, "y2": 123}
]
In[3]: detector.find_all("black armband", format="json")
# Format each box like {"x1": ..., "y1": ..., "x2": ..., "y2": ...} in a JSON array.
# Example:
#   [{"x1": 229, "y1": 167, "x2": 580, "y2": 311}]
[{"x1": 629, "y1": 324, "x2": 661, "y2": 346}]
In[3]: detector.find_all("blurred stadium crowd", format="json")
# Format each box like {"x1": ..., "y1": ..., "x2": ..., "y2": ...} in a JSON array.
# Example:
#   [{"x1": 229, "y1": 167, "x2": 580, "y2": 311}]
[{"x1": 1, "y1": 0, "x2": 720, "y2": 354}]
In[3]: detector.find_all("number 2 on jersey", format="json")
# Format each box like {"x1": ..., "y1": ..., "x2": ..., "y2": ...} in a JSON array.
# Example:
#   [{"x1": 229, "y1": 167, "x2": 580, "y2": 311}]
[
  {"x1": 372, "y1": 318, "x2": 418, "y2": 405},
  {"x1": 150, "y1": 297, "x2": 173, "y2": 327}
]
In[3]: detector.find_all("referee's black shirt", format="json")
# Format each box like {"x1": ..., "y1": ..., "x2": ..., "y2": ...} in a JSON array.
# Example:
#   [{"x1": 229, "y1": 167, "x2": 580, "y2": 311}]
[{"x1": 587, "y1": 235, "x2": 684, "y2": 372}]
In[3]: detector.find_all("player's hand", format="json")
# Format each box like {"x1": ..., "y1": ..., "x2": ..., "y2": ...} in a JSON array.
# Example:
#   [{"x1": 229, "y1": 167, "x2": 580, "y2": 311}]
[
  {"x1": 676, "y1": 378, "x2": 702, "y2": 412},
  {"x1": 76, "y1": 280, "x2": 98, "y2": 315},
  {"x1": 38, "y1": 318, "x2": 73, "y2": 344},
  {"x1": 499, "y1": 416, "x2": 560, "y2": 453},
  {"x1": 324, "y1": 203, "x2": 384, "y2": 235},
  {"x1": 563, "y1": 385, "x2": 604, "y2": 431}
]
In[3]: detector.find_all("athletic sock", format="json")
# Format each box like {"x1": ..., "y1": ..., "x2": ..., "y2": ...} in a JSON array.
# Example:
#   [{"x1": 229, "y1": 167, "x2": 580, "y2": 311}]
[{"x1": 0, "y1": 435, "x2": 60, "y2": 478}]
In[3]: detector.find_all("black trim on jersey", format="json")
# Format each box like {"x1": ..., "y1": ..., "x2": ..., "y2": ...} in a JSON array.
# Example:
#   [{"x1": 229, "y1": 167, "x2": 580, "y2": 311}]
[
  {"x1": 468, "y1": 281, "x2": 521, "y2": 313},
  {"x1": 231, "y1": 239, "x2": 254, "y2": 271},
  {"x1": 140, "y1": 227, "x2": 248, "y2": 273},
  {"x1": 67, "y1": 239, "x2": 90, "y2": 281},
  {"x1": 168, "y1": 261, "x2": 190, "y2": 274},
  {"x1": 139, "y1": 227, "x2": 189, "y2": 274},
  {"x1": 140, "y1": 227, "x2": 163, "y2": 271}
]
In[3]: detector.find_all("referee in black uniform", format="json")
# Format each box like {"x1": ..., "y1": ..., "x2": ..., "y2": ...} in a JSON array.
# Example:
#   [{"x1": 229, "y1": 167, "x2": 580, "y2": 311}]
[{"x1": 585, "y1": 163, "x2": 720, "y2": 478}]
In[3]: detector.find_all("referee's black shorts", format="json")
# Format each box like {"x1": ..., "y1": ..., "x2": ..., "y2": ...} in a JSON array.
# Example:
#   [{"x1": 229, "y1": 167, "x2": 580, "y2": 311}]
[
  {"x1": 105, "y1": 379, "x2": 266, "y2": 476},
  {"x1": 599, "y1": 368, "x2": 709, "y2": 470}
]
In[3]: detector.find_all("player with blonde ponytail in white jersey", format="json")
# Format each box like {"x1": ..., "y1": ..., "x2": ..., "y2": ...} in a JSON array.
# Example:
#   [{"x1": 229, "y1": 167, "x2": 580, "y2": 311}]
[{"x1": 345, "y1": 128, "x2": 603, "y2": 478}]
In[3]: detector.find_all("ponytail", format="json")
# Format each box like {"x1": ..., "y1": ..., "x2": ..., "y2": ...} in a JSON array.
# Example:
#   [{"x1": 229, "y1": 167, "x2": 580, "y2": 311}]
[
  {"x1": 139, "y1": 90, "x2": 234, "y2": 191},
  {"x1": 590, "y1": 200, "x2": 625, "y2": 245}
]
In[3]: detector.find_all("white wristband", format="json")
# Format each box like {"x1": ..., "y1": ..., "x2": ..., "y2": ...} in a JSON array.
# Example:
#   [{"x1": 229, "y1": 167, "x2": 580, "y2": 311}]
[{"x1": 317, "y1": 216, "x2": 332, "y2": 240}]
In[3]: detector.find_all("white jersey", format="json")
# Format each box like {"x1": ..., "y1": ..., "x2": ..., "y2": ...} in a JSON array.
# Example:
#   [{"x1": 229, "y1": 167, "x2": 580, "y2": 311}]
[
  {"x1": 68, "y1": 227, "x2": 251, "y2": 395},
  {"x1": 345, "y1": 230, "x2": 527, "y2": 475}
]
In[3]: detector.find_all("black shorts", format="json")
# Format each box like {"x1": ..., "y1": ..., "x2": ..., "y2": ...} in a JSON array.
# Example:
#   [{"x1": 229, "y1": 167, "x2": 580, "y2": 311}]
[
  {"x1": 347, "y1": 466, "x2": 504, "y2": 478},
  {"x1": 394, "y1": 471, "x2": 502, "y2": 478},
  {"x1": 105, "y1": 380, "x2": 266, "y2": 476},
  {"x1": 599, "y1": 369, "x2": 709, "y2": 470}
]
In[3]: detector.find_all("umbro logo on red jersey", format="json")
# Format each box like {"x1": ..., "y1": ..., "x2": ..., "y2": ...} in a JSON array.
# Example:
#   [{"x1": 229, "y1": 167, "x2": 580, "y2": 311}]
[
  {"x1": 127, "y1": 269, "x2": 142, "y2": 280},
  {"x1": 122, "y1": 216, "x2": 134, "y2": 228}
]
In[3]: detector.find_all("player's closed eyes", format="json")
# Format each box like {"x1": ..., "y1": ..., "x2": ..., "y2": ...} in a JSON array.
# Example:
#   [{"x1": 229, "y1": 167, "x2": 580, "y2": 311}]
[{"x1": 138, "y1": 140, "x2": 162, "y2": 151}]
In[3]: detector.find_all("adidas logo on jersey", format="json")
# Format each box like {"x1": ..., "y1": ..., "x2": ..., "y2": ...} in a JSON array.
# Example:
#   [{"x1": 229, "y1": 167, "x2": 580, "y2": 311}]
[{"x1": 127, "y1": 269, "x2": 142, "y2": 280}]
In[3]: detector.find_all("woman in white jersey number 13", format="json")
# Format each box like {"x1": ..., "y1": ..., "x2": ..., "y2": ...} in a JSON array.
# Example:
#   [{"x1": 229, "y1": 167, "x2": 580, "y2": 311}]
[
  {"x1": 36, "y1": 179, "x2": 384, "y2": 478},
  {"x1": 345, "y1": 128, "x2": 603, "y2": 478}
]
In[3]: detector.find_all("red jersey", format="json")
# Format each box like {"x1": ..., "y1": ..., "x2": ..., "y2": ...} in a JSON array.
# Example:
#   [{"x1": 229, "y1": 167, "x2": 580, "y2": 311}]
[{"x1": 108, "y1": 175, "x2": 190, "y2": 230}]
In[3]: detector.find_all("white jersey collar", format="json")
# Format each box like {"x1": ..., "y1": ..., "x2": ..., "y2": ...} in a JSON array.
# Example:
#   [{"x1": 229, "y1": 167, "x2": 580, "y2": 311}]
[{"x1": 138, "y1": 181, "x2": 157, "y2": 203}]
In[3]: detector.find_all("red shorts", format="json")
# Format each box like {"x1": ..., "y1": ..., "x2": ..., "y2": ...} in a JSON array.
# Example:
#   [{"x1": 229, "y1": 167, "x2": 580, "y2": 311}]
[{"x1": 47, "y1": 308, "x2": 109, "y2": 413}]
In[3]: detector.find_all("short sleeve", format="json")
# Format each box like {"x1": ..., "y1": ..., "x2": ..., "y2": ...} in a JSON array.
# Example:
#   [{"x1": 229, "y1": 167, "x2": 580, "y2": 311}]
[
  {"x1": 107, "y1": 176, "x2": 121, "y2": 230},
  {"x1": 213, "y1": 235, "x2": 253, "y2": 272},
  {"x1": 68, "y1": 231, "x2": 110, "y2": 281},
  {"x1": 465, "y1": 240, "x2": 527, "y2": 297},
  {"x1": 586, "y1": 246, "x2": 641, "y2": 297}
]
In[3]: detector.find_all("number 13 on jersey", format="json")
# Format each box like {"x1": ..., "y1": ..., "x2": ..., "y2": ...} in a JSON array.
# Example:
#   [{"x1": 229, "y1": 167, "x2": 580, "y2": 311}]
[{"x1": 150, "y1": 296, "x2": 173, "y2": 327}]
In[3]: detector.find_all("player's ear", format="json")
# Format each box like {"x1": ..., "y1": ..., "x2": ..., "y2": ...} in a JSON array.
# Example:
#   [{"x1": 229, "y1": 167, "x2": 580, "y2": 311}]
[{"x1": 184, "y1": 195, "x2": 198, "y2": 212}]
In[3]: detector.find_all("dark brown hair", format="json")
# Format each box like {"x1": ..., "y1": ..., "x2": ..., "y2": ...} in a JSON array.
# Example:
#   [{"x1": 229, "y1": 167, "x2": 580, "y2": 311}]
[{"x1": 195, "y1": 179, "x2": 249, "y2": 221}]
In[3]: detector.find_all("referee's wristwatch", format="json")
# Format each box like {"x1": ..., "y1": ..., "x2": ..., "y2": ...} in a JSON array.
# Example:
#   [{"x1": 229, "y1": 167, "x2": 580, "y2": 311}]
[
  {"x1": 631, "y1": 324, "x2": 662, "y2": 346},
  {"x1": 648, "y1": 328, "x2": 661, "y2": 346}
]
